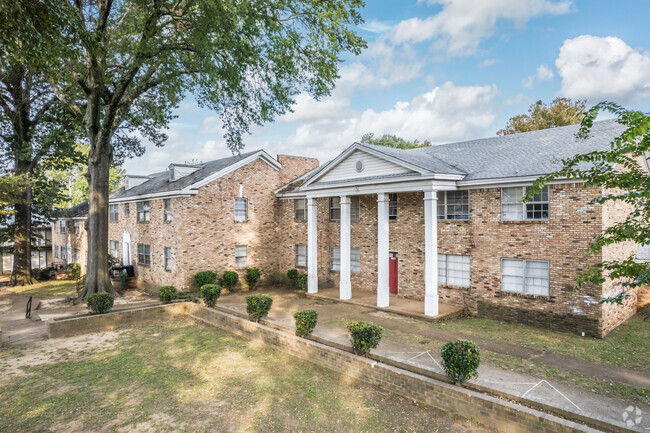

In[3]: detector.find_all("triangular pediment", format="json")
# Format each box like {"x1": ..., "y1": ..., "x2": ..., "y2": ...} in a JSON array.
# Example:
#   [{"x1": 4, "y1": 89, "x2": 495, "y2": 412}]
[{"x1": 312, "y1": 148, "x2": 418, "y2": 184}]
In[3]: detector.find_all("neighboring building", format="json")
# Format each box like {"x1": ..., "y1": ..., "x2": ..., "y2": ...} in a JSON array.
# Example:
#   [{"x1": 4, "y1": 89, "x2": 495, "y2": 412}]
[
  {"x1": 52, "y1": 201, "x2": 89, "y2": 273},
  {"x1": 107, "y1": 150, "x2": 319, "y2": 292},
  {"x1": 0, "y1": 225, "x2": 52, "y2": 273}
]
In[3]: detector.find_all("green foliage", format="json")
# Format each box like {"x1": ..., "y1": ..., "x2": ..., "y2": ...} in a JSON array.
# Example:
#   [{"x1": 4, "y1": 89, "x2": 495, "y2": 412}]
[
  {"x1": 246, "y1": 294, "x2": 273, "y2": 322},
  {"x1": 245, "y1": 267, "x2": 261, "y2": 290},
  {"x1": 32, "y1": 267, "x2": 51, "y2": 281},
  {"x1": 294, "y1": 309, "x2": 318, "y2": 337},
  {"x1": 222, "y1": 271, "x2": 239, "y2": 291},
  {"x1": 347, "y1": 321, "x2": 384, "y2": 356},
  {"x1": 193, "y1": 271, "x2": 218, "y2": 288},
  {"x1": 67, "y1": 262, "x2": 81, "y2": 281},
  {"x1": 158, "y1": 286, "x2": 178, "y2": 304},
  {"x1": 440, "y1": 339, "x2": 481, "y2": 384},
  {"x1": 361, "y1": 133, "x2": 431, "y2": 149},
  {"x1": 296, "y1": 273, "x2": 308, "y2": 291},
  {"x1": 200, "y1": 284, "x2": 222, "y2": 308},
  {"x1": 497, "y1": 97, "x2": 586, "y2": 136},
  {"x1": 86, "y1": 292, "x2": 114, "y2": 314},
  {"x1": 119, "y1": 270, "x2": 129, "y2": 289},
  {"x1": 530, "y1": 102, "x2": 650, "y2": 303},
  {"x1": 287, "y1": 269, "x2": 300, "y2": 288}
]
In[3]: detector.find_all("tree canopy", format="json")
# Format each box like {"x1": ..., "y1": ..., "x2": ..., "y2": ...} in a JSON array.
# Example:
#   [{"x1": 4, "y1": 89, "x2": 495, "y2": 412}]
[
  {"x1": 361, "y1": 133, "x2": 431, "y2": 149},
  {"x1": 497, "y1": 97, "x2": 586, "y2": 136}
]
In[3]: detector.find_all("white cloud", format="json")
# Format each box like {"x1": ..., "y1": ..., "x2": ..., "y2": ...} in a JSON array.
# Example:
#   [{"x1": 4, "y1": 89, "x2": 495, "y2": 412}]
[
  {"x1": 392, "y1": 0, "x2": 572, "y2": 55},
  {"x1": 479, "y1": 58, "x2": 501, "y2": 68},
  {"x1": 556, "y1": 35, "x2": 650, "y2": 104},
  {"x1": 359, "y1": 20, "x2": 392, "y2": 33},
  {"x1": 522, "y1": 64, "x2": 555, "y2": 88}
]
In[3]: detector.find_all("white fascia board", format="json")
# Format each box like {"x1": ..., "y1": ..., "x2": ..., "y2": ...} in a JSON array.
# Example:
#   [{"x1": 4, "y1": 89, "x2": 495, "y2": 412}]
[
  {"x1": 189, "y1": 150, "x2": 281, "y2": 191},
  {"x1": 109, "y1": 191, "x2": 196, "y2": 203},
  {"x1": 278, "y1": 179, "x2": 460, "y2": 198},
  {"x1": 458, "y1": 176, "x2": 584, "y2": 189},
  {"x1": 302, "y1": 172, "x2": 463, "y2": 191}
]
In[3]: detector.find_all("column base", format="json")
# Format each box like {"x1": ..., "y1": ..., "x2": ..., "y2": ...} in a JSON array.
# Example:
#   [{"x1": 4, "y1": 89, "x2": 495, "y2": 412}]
[
  {"x1": 377, "y1": 286, "x2": 389, "y2": 308},
  {"x1": 340, "y1": 281, "x2": 352, "y2": 300},
  {"x1": 424, "y1": 294, "x2": 439, "y2": 316},
  {"x1": 308, "y1": 276, "x2": 318, "y2": 294}
]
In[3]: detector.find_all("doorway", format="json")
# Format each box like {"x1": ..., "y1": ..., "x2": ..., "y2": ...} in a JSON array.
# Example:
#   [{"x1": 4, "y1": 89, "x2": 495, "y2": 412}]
[{"x1": 389, "y1": 251, "x2": 398, "y2": 294}]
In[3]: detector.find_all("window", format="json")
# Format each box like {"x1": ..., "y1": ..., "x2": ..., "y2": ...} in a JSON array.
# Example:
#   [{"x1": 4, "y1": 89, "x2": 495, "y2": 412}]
[
  {"x1": 74, "y1": 221, "x2": 80, "y2": 234},
  {"x1": 55, "y1": 245, "x2": 59, "y2": 258},
  {"x1": 437, "y1": 191, "x2": 469, "y2": 220},
  {"x1": 389, "y1": 193, "x2": 397, "y2": 220},
  {"x1": 109, "y1": 204, "x2": 119, "y2": 222},
  {"x1": 137, "y1": 244, "x2": 151, "y2": 266},
  {"x1": 164, "y1": 199, "x2": 172, "y2": 222},
  {"x1": 235, "y1": 245, "x2": 247, "y2": 268},
  {"x1": 295, "y1": 244, "x2": 307, "y2": 267},
  {"x1": 438, "y1": 254, "x2": 471, "y2": 287},
  {"x1": 501, "y1": 259, "x2": 549, "y2": 296},
  {"x1": 329, "y1": 246, "x2": 360, "y2": 273},
  {"x1": 59, "y1": 220, "x2": 66, "y2": 233},
  {"x1": 110, "y1": 241, "x2": 119, "y2": 259},
  {"x1": 61, "y1": 246, "x2": 67, "y2": 260},
  {"x1": 294, "y1": 199, "x2": 307, "y2": 220},
  {"x1": 329, "y1": 197, "x2": 360, "y2": 221},
  {"x1": 137, "y1": 201, "x2": 150, "y2": 222},
  {"x1": 124, "y1": 203, "x2": 130, "y2": 217},
  {"x1": 501, "y1": 186, "x2": 549, "y2": 221},
  {"x1": 54, "y1": 222, "x2": 58, "y2": 233},
  {"x1": 234, "y1": 198, "x2": 248, "y2": 222},
  {"x1": 164, "y1": 247, "x2": 172, "y2": 271}
]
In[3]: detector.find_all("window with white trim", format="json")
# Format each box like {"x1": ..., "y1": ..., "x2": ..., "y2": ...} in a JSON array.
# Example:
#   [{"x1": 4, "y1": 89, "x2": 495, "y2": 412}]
[
  {"x1": 234, "y1": 198, "x2": 248, "y2": 222},
  {"x1": 329, "y1": 197, "x2": 360, "y2": 221},
  {"x1": 329, "y1": 246, "x2": 360, "y2": 273},
  {"x1": 124, "y1": 203, "x2": 130, "y2": 217},
  {"x1": 437, "y1": 191, "x2": 469, "y2": 220},
  {"x1": 164, "y1": 199, "x2": 172, "y2": 222},
  {"x1": 59, "y1": 220, "x2": 66, "y2": 233},
  {"x1": 55, "y1": 245, "x2": 59, "y2": 258},
  {"x1": 295, "y1": 244, "x2": 307, "y2": 267},
  {"x1": 109, "y1": 204, "x2": 119, "y2": 222},
  {"x1": 164, "y1": 247, "x2": 172, "y2": 271},
  {"x1": 294, "y1": 199, "x2": 307, "y2": 220},
  {"x1": 74, "y1": 221, "x2": 80, "y2": 234},
  {"x1": 110, "y1": 240, "x2": 119, "y2": 259},
  {"x1": 501, "y1": 186, "x2": 549, "y2": 221},
  {"x1": 501, "y1": 258, "x2": 549, "y2": 296},
  {"x1": 438, "y1": 254, "x2": 470, "y2": 287},
  {"x1": 137, "y1": 201, "x2": 150, "y2": 222},
  {"x1": 235, "y1": 245, "x2": 247, "y2": 268},
  {"x1": 61, "y1": 246, "x2": 67, "y2": 260},
  {"x1": 388, "y1": 193, "x2": 397, "y2": 220},
  {"x1": 137, "y1": 244, "x2": 151, "y2": 266}
]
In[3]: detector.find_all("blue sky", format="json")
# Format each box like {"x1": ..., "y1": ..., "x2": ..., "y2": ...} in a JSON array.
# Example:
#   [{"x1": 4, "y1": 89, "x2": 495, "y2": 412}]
[{"x1": 123, "y1": 0, "x2": 650, "y2": 175}]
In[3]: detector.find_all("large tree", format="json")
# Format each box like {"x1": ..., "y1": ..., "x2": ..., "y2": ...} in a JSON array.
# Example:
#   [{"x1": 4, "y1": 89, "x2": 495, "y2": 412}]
[
  {"x1": 361, "y1": 133, "x2": 431, "y2": 149},
  {"x1": 497, "y1": 97, "x2": 586, "y2": 136},
  {"x1": 531, "y1": 102, "x2": 650, "y2": 308},
  {"x1": 28, "y1": 0, "x2": 365, "y2": 297}
]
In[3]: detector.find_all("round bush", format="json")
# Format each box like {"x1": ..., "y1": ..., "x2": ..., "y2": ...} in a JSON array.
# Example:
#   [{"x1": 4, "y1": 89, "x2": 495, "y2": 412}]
[
  {"x1": 193, "y1": 271, "x2": 217, "y2": 288},
  {"x1": 294, "y1": 309, "x2": 318, "y2": 337},
  {"x1": 246, "y1": 294, "x2": 273, "y2": 322},
  {"x1": 35, "y1": 267, "x2": 52, "y2": 281},
  {"x1": 296, "y1": 273, "x2": 308, "y2": 291},
  {"x1": 347, "y1": 321, "x2": 384, "y2": 356},
  {"x1": 222, "y1": 271, "x2": 239, "y2": 291},
  {"x1": 287, "y1": 269, "x2": 299, "y2": 288},
  {"x1": 86, "y1": 292, "x2": 114, "y2": 314},
  {"x1": 158, "y1": 285, "x2": 178, "y2": 304},
  {"x1": 200, "y1": 284, "x2": 222, "y2": 307},
  {"x1": 67, "y1": 262, "x2": 82, "y2": 281},
  {"x1": 440, "y1": 339, "x2": 481, "y2": 384},
  {"x1": 245, "y1": 267, "x2": 261, "y2": 290}
]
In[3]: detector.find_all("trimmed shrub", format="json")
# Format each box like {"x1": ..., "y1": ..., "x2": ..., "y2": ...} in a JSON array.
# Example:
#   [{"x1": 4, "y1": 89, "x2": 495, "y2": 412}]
[
  {"x1": 294, "y1": 309, "x2": 318, "y2": 337},
  {"x1": 35, "y1": 267, "x2": 51, "y2": 281},
  {"x1": 86, "y1": 292, "x2": 114, "y2": 314},
  {"x1": 246, "y1": 294, "x2": 273, "y2": 322},
  {"x1": 296, "y1": 273, "x2": 308, "y2": 291},
  {"x1": 287, "y1": 269, "x2": 299, "y2": 288},
  {"x1": 200, "y1": 284, "x2": 222, "y2": 307},
  {"x1": 193, "y1": 271, "x2": 218, "y2": 288},
  {"x1": 440, "y1": 339, "x2": 481, "y2": 384},
  {"x1": 119, "y1": 270, "x2": 129, "y2": 289},
  {"x1": 245, "y1": 267, "x2": 261, "y2": 290},
  {"x1": 347, "y1": 321, "x2": 384, "y2": 356},
  {"x1": 67, "y1": 263, "x2": 82, "y2": 281},
  {"x1": 158, "y1": 285, "x2": 178, "y2": 304},
  {"x1": 222, "y1": 271, "x2": 239, "y2": 291}
]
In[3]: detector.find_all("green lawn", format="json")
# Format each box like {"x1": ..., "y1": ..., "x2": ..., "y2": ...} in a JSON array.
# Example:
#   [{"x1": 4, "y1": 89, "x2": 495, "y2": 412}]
[
  {"x1": 430, "y1": 314, "x2": 650, "y2": 373},
  {"x1": 0, "y1": 321, "x2": 490, "y2": 433},
  {"x1": 5, "y1": 279, "x2": 78, "y2": 299}
]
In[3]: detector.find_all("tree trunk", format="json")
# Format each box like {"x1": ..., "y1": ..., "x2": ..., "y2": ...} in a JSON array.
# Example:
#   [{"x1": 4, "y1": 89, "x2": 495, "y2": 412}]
[{"x1": 10, "y1": 168, "x2": 34, "y2": 286}]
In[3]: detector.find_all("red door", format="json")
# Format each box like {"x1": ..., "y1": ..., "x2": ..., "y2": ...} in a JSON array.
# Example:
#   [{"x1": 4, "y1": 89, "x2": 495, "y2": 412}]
[{"x1": 389, "y1": 251, "x2": 398, "y2": 294}]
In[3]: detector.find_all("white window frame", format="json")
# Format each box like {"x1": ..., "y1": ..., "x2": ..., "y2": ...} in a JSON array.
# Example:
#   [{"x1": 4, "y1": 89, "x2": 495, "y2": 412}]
[
  {"x1": 329, "y1": 196, "x2": 360, "y2": 221},
  {"x1": 164, "y1": 198, "x2": 172, "y2": 222},
  {"x1": 501, "y1": 258, "x2": 550, "y2": 296},
  {"x1": 59, "y1": 220, "x2": 66, "y2": 233},
  {"x1": 55, "y1": 245, "x2": 59, "y2": 258},
  {"x1": 294, "y1": 199, "x2": 307, "y2": 220},
  {"x1": 501, "y1": 186, "x2": 549, "y2": 221},
  {"x1": 137, "y1": 201, "x2": 151, "y2": 222},
  {"x1": 388, "y1": 193, "x2": 397, "y2": 220},
  {"x1": 234, "y1": 198, "x2": 248, "y2": 222},
  {"x1": 137, "y1": 244, "x2": 151, "y2": 266},
  {"x1": 329, "y1": 246, "x2": 360, "y2": 273},
  {"x1": 110, "y1": 240, "x2": 119, "y2": 259},
  {"x1": 61, "y1": 246, "x2": 67, "y2": 260},
  {"x1": 235, "y1": 245, "x2": 247, "y2": 268},
  {"x1": 437, "y1": 191, "x2": 469, "y2": 220},
  {"x1": 295, "y1": 244, "x2": 307, "y2": 267},
  {"x1": 109, "y1": 204, "x2": 119, "y2": 222},
  {"x1": 164, "y1": 247, "x2": 172, "y2": 271},
  {"x1": 124, "y1": 202, "x2": 130, "y2": 217},
  {"x1": 438, "y1": 254, "x2": 471, "y2": 288},
  {"x1": 74, "y1": 221, "x2": 81, "y2": 234}
]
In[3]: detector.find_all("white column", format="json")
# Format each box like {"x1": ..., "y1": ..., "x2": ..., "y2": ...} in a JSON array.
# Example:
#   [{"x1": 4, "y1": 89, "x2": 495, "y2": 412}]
[
  {"x1": 377, "y1": 193, "x2": 390, "y2": 308},
  {"x1": 339, "y1": 195, "x2": 352, "y2": 300},
  {"x1": 307, "y1": 197, "x2": 318, "y2": 294},
  {"x1": 424, "y1": 189, "x2": 439, "y2": 316}
]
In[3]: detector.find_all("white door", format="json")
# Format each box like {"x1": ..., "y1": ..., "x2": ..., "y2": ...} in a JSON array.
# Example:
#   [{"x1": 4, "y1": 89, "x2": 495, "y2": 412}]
[{"x1": 122, "y1": 231, "x2": 131, "y2": 266}]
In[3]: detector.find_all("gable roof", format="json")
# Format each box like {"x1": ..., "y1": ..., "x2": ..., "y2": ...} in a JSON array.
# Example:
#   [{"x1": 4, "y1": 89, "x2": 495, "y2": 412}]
[
  {"x1": 68, "y1": 200, "x2": 89, "y2": 218},
  {"x1": 110, "y1": 150, "x2": 277, "y2": 202}
]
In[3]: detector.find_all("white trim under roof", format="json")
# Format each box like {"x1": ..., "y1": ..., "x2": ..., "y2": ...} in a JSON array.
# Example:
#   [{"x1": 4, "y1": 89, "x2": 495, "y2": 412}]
[
  {"x1": 457, "y1": 176, "x2": 584, "y2": 188},
  {"x1": 279, "y1": 179, "x2": 460, "y2": 198},
  {"x1": 110, "y1": 191, "x2": 196, "y2": 204}
]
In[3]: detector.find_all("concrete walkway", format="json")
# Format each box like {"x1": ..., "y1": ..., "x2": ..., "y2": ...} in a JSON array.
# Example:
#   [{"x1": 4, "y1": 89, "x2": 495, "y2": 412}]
[
  {"x1": 218, "y1": 290, "x2": 650, "y2": 432},
  {"x1": 0, "y1": 294, "x2": 48, "y2": 346}
]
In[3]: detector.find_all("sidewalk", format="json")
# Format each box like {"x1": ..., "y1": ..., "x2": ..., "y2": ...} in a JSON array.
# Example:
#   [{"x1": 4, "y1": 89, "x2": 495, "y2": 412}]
[{"x1": 218, "y1": 290, "x2": 650, "y2": 432}]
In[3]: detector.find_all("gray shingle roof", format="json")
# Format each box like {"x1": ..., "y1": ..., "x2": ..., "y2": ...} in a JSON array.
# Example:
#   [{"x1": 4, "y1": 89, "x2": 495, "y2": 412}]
[
  {"x1": 358, "y1": 142, "x2": 466, "y2": 175},
  {"x1": 68, "y1": 200, "x2": 89, "y2": 218},
  {"x1": 110, "y1": 151, "x2": 259, "y2": 200}
]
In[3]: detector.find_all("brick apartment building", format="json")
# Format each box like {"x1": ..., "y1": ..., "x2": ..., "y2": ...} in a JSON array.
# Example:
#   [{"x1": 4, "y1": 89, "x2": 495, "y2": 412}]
[
  {"x1": 51, "y1": 201, "x2": 89, "y2": 274},
  {"x1": 60, "y1": 119, "x2": 647, "y2": 337}
]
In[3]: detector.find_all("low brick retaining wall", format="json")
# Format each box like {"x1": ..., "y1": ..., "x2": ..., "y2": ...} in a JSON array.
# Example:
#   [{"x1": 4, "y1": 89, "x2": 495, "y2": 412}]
[{"x1": 47, "y1": 303, "x2": 613, "y2": 433}]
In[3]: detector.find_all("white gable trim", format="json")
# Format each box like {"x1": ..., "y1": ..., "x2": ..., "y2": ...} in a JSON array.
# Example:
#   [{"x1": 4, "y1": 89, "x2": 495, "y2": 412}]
[
  {"x1": 190, "y1": 150, "x2": 280, "y2": 190},
  {"x1": 302, "y1": 143, "x2": 431, "y2": 187}
]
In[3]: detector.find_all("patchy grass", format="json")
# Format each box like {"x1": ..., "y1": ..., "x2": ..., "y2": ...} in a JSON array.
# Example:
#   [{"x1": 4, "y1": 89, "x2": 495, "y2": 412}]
[
  {"x1": 0, "y1": 321, "x2": 491, "y2": 433},
  {"x1": 429, "y1": 314, "x2": 650, "y2": 372},
  {"x1": 5, "y1": 279, "x2": 77, "y2": 299}
]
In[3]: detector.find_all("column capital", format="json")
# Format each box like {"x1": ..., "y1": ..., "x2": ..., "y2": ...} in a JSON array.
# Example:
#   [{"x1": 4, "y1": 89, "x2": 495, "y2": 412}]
[
  {"x1": 340, "y1": 195, "x2": 351, "y2": 204},
  {"x1": 423, "y1": 189, "x2": 439, "y2": 201},
  {"x1": 307, "y1": 196, "x2": 317, "y2": 206},
  {"x1": 377, "y1": 192, "x2": 389, "y2": 203}
]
